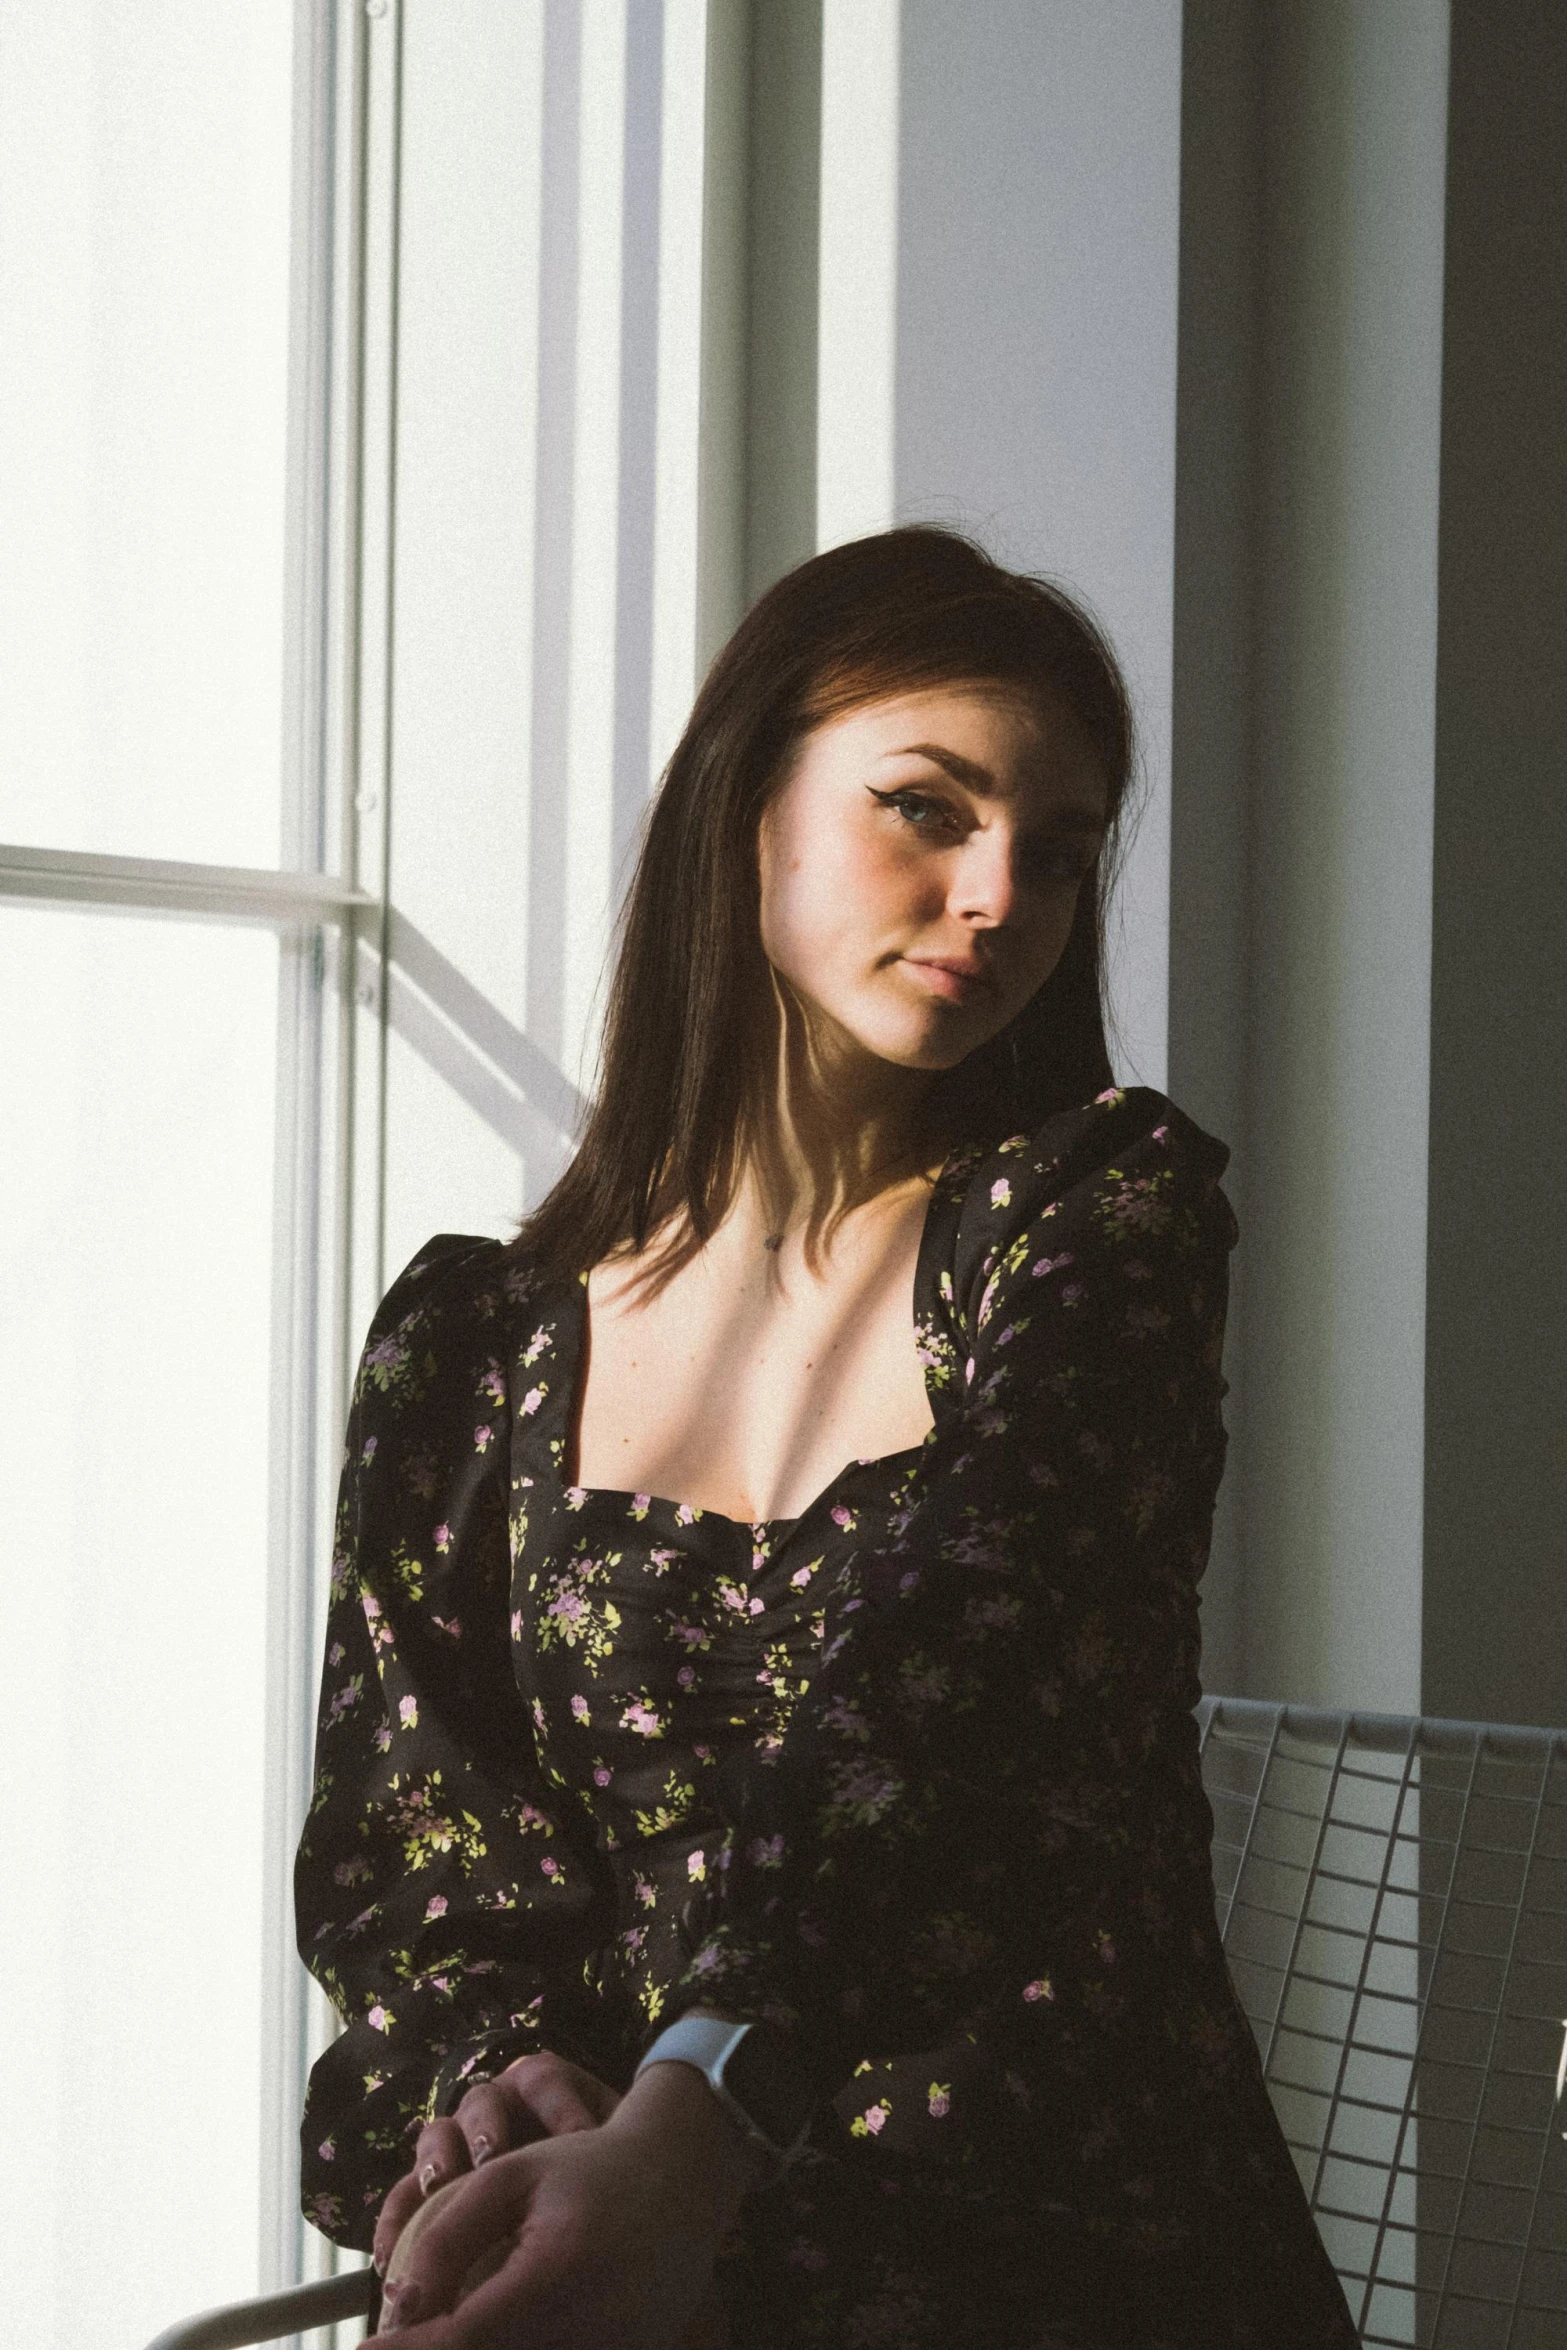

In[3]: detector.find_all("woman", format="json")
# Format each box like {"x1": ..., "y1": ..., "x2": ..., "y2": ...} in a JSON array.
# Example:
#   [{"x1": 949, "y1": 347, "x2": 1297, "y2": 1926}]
[{"x1": 296, "y1": 527, "x2": 1357, "y2": 2347}]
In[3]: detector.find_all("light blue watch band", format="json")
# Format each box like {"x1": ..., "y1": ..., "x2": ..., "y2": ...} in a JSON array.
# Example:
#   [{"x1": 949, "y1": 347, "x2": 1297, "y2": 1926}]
[{"x1": 633, "y1": 2014, "x2": 811, "y2": 2170}]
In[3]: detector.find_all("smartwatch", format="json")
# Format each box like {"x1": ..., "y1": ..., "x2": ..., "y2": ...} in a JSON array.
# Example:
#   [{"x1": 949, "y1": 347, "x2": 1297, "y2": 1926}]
[{"x1": 633, "y1": 2014, "x2": 815, "y2": 2172}]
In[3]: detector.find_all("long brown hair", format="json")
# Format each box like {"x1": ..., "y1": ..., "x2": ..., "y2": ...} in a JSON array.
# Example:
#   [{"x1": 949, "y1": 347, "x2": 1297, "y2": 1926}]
[{"x1": 516, "y1": 525, "x2": 1139, "y2": 1281}]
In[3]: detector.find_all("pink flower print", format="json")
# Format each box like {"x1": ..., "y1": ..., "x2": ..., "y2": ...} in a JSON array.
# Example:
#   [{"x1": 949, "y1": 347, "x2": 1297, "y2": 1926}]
[
  {"x1": 373, "y1": 1724, "x2": 392, "y2": 1753},
  {"x1": 520, "y1": 1387, "x2": 544, "y2": 1418},
  {"x1": 570, "y1": 1692, "x2": 590, "y2": 1722},
  {"x1": 649, "y1": 1546, "x2": 678, "y2": 1571},
  {"x1": 854, "y1": 2101, "x2": 889, "y2": 2138},
  {"x1": 964, "y1": 1357, "x2": 976, "y2": 1386},
  {"x1": 510, "y1": 1609, "x2": 524, "y2": 1640},
  {"x1": 433, "y1": 1522, "x2": 452, "y2": 1552},
  {"x1": 1032, "y1": 1251, "x2": 1075, "y2": 1279},
  {"x1": 328, "y1": 1641, "x2": 345, "y2": 1667},
  {"x1": 367, "y1": 2004, "x2": 393, "y2": 2033},
  {"x1": 360, "y1": 1435, "x2": 378, "y2": 1464},
  {"x1": 790, "y1": 1563, "x2": 815, "y2": 1587},
  {"x1": 540, "y1": 1855, "x2": 561, "y2": 1878},
  {"x1": 318, "y1": 2137, "x2": 335, "y2": 2162},
  {"x1": 1095, "y1": 1930, "x2": 1117, "y2": 1965},
  {"x1": 564, "y1": 1484, "x2": 588, "y2": 1509},
  {"x1": 474, "y1": 1423, "x2": 495, "y2": 1452},
  {"x1": 927, "y1": 2083, "x2": 952, "y2": 2119},
  {"x1": 687, "y1": 1849, "x2": 707, "y2": 1882},
  {"x1": 480, "y1": 1361, "x2": 505, "y2": 1405},
  {"x1": 635, "y1": 1875, "x2": 656, "y2": 1909},
  {"x1": 620, "y1": 1698, "x2": 663, "y2": 1738},
  {"x1": 1022, "y1": 1977, "x2": 1055, "y2": 2003},
  {"x1": 990, "y1": 1178, "x2": 1012, "y2": 1208},
  {"x1": 516, "y1": 1802, "x2": 549, "y2": 1830},
  {"x1": 631, "y1": 1493, "x2": 651, "y2": 1518},
  {"x1": 398, "y1": 1694, "x2": 419, "y2": 1730},
  {"x1": 830, "y1": 1504, "x2": 856, "y2": 1531},
  {"x1": 675, "y1": 1502, "x2": 698, "y2": 1526},
  {"x1": 692, "y1": 1742, "x2": 712, "y2": 1761},
  {"x1": 747, "y1": 1834, "x2": 786, "y2": 1870},
  {"x1": 424, "y1": 1894, "x2": 448, "y2": 1922},
  {"x1": 333, "y1": 1856, "x2": 370, "y2": 1887},
  {"x1": 431, "y1": 1614, "x2": 462, "y2": 1640},
  {"x1": 593, "y1": 1764, "x2": 612, "y2": 1787},
  {"x1": 1060, "y1": 1283, "x2": 1084, "y2": 1306},
  {"x1": 677, "y1": 1665, "x2": 695, "y2": 1690}
]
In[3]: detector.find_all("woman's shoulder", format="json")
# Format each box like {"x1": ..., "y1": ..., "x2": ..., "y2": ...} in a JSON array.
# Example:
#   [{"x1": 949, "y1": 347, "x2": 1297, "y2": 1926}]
[
  {"x1": 354, "y1": 1232, "x2": 565, "y2": 1413},
  {"x1": 937, "y1": 1086, "x2": 1236, "y2": 1340}
]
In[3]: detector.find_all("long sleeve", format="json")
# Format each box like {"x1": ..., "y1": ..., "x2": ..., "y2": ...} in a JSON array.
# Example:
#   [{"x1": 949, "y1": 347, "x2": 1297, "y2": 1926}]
[
  {"x1": 671, "y1": 1091, "x2": 1269, "y2": 2232},
  {"x1": 295, "y1": 1238, "x2": 615, "y2": 2250}
]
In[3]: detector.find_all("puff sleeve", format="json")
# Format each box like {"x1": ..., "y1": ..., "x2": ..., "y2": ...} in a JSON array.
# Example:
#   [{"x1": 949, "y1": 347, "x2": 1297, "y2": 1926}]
[{"x1": 294, "y1": 1238, "x2": 615, "y2": 2250}]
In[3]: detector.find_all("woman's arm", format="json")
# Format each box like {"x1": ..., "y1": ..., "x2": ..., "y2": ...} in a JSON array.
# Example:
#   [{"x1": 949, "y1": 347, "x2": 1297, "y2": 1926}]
[
  {"x1": 296, "y1": 1238, "x2": 618, "y2": 2250},
  {"x1": 661, "y1": 1094, "x2": 1250, "y2": 2216}
]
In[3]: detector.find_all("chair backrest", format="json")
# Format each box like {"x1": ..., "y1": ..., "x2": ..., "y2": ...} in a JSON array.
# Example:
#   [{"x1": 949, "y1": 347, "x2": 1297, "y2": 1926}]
[{"x1": 1197, "y1": 1695, "x2": 1567, "y2": 2350}]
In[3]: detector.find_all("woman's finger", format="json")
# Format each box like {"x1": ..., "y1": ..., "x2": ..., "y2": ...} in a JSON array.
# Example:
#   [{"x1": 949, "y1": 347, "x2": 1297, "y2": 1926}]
[
  {"x1": 372, "y1": 2171, "x2": 428, "y2": 2279},
  {"x1": 450, "y1": 2076, "x2": 540, "y2": 2167},
  {"x1": 373, "y1": 2156, "x2": 554, "y2": 2341},
  {"x1": 411, "y1": 2115, "x2": 472, "y2": 2199},
  {"x1": 496, "y1": 2052, "x2": 620, "y2": 2137}
]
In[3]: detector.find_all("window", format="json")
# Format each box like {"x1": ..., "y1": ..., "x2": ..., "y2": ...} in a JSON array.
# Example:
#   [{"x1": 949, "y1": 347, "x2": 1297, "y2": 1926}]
[{"x1": 2, "y1": 5, "x2": 726, "y2": 2341}]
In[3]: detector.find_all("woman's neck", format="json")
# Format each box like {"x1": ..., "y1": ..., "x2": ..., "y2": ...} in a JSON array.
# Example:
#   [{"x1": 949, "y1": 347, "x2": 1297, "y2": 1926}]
[{"x1": 743, "y1": 991, "x2": 943, "y2": 1262}]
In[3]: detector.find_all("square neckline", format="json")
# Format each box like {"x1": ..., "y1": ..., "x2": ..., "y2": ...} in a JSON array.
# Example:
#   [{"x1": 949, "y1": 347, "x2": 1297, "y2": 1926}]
[{"x1": 551, "y1": 1159, "x2": 965, "y2": 1537}]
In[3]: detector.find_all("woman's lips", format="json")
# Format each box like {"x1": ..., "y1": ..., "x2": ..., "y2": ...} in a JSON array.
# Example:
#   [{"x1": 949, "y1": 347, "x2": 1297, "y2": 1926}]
[{"x1": 902, "y1": 957, "x2": 993, "y2": 1003}]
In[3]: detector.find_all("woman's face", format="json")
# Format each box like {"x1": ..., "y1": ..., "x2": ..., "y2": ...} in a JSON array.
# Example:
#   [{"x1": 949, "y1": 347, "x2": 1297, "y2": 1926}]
[{"x1": 758, "y1": 683, "x2": 1110, "y2": 1080}]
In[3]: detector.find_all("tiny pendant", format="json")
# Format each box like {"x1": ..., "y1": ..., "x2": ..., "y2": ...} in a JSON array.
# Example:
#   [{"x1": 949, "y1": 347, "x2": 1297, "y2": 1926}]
[{"x1": 763, "y1": 1232, "x2": 783, "y2": 1252}]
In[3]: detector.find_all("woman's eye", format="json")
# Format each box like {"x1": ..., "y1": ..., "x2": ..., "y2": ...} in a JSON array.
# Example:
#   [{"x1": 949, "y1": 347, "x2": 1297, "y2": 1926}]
[
  {"x1": 869, "y1": 787, "x2": 960, "y2": 833},
  {"x1": 1026, "y1": 839, "x2": 1100, "y2": 886}
]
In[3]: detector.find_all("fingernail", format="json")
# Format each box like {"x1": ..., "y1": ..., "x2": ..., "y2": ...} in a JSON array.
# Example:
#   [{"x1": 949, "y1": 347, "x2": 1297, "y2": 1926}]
[
  {"x1": 381, "y1": 2280, "x2": 421, "y2": 2333},
  {"x1": 418, "y1": 2160, "x2": 440, "y2": 2196},
  {"x1": 371, "y1": 2244, "x2": 387, "y2": 2277},
  {"x1": 471, "y1": 2132, "x2": 493, "y2": 2165}
]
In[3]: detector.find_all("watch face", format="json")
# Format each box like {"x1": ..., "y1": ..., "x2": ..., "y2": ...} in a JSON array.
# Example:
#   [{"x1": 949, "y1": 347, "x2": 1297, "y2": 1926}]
[{"x1": 722, "y1": 2023, "x2": 817, "y2": 2151}]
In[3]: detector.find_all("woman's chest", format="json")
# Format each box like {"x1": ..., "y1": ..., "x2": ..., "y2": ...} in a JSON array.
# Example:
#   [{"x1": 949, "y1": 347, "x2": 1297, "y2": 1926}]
[{"x1": 574, "y1": 1204, "x2": 937, "y2": 1524}]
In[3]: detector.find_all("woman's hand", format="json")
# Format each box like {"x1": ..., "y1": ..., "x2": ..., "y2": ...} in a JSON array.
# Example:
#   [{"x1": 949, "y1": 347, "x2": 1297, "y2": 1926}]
[
  {"x1": 371, "y1": 2060, "x2": 767, "y2": 2347},
  {"x1": 372, "y1": 2050, "x2": 622, "y2": 2281}
]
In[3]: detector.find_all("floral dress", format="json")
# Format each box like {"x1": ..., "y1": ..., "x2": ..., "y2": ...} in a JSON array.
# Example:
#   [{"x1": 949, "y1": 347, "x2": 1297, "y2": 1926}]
[{"x1": 295, "y1": 1087, "x2": 1358, "y2": 2348}]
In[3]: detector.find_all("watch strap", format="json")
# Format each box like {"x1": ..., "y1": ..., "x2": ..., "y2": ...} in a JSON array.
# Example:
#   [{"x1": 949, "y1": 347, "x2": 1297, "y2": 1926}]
[{"x1": 634, "y1": 2015, "x2": 813, "y2": 2172}]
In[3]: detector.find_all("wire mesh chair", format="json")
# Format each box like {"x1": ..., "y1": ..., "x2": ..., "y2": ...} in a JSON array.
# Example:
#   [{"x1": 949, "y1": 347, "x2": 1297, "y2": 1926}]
[
  {"x1": 1197, "y1": 1694, "x2": 1567, "y2": 2350},
  {"x1": 143, "y1": 1693, "x2": 1567, "y2": 2349}
]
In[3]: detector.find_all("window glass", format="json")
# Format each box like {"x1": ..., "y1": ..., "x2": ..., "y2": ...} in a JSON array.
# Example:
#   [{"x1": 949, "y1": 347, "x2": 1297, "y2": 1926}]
[
  {"x1": 1, "y1": 907, "x2": 278, "y2": 2350},
  {"x1": 0, "y1": 3, "x2": 294, "y2": 868}
]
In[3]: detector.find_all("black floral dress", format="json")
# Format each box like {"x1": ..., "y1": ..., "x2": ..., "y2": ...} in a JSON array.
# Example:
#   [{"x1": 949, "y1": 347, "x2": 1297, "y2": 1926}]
[{"x1": 295, "y1": 1087, "x2": 1357, "y2": 2348}]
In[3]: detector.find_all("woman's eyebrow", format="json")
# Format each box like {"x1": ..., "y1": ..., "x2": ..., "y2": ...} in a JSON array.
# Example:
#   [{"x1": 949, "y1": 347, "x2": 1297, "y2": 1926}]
[
  {"x1": 883, "y1": 741, "x2": 997, "y2": 791},
  {"x1": 884, "y1": 743, "x2": 1106, "y2": 833}
]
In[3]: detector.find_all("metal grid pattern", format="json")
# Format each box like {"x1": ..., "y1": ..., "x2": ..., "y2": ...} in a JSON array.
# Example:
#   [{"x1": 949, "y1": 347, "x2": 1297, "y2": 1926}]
[{"x1": 1197, "y1": 1696, "x2": 1567, "y2": 2348}]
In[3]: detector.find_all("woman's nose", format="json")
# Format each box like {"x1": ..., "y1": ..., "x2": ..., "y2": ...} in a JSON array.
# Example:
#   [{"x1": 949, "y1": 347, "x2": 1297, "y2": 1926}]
[{"x1": 949, "y1": 831, "x2": 1021, "y2": 927}]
